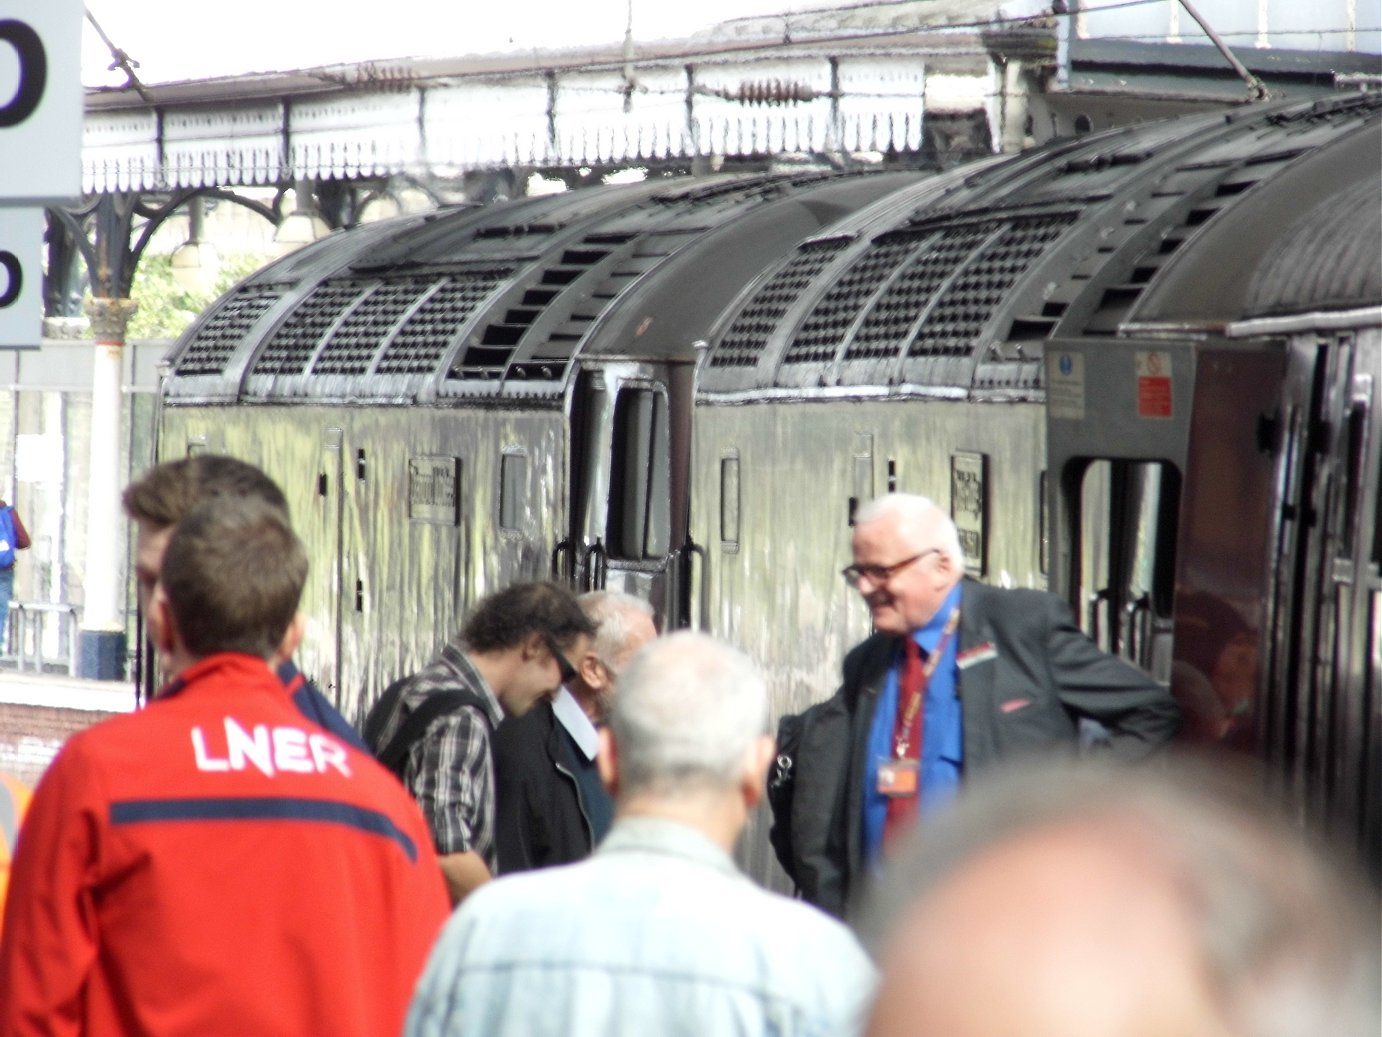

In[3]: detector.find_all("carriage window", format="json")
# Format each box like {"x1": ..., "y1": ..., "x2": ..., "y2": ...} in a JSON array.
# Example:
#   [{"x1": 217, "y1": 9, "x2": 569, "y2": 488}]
[
  {"x1": 1075, "y1": 459, "x2": 1179, "y2": 668},
  {"x1": 499, "y1": 451, "x2": 528, "y2": 532},
  {"x1": 720, "y1": 454, "x2": 740, "y2": 552},
  {"x1": 607, "y1": 388, "x2": 670, "y2": 560}
]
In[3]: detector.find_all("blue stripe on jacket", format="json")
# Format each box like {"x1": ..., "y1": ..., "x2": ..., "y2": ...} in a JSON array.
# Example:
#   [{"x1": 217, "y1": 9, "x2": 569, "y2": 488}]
[{"x1": 109, "y1": 796, "x2": 418, "y2": 862}]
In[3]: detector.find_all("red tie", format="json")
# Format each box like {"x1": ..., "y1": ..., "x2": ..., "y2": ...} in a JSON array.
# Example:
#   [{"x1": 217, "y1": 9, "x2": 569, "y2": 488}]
[{"x1": 883, "y1": 639, "x2": 925, "y2": 850}]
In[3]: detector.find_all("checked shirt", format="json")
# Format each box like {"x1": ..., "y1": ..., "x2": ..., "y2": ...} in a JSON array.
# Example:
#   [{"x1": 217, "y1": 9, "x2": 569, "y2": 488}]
[{"x1": 374, "y1": 637, "x2": 505, "y2": 869}]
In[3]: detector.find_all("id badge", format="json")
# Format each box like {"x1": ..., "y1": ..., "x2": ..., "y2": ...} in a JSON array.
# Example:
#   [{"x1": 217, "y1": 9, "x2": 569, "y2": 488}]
[{"x1": 876, "y1": 757, "x2": 919, "y2": 797}]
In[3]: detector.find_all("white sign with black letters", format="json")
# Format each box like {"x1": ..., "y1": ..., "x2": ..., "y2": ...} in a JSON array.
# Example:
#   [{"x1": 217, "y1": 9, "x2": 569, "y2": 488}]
[
  {"x1": 0, "y1": 206, "x2": 43, "y2": 347},
  {"x1": 0, "y1": 0, "x2": 83, "y2": 204}
]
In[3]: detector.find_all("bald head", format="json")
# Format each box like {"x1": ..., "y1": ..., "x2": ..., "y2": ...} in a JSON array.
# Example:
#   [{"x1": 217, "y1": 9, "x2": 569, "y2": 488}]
[
  {"x1": 607, "y1": 631, "x2": 768, "y2": 800},
  {"x1": 850, "y1": 494, "x2": 965, "y2": 635},
  {"x1": 862, "y1": 759, "x2": 1376, "y2": 1037}
]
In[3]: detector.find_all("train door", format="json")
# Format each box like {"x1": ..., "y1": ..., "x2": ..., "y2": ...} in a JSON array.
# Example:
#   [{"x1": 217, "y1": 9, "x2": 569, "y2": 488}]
[
  {"x1": 560, "y1": 361, "x2": 694, "y2": 627},
  {"x1": 313, "y1": 426, "x2": 346, "y2": 704},
  {"x1": 1046, "y1": 341, "x2": 1195, "y2": 685},
  {"x1": 1257, "y1": 328, "x2": 1379, "y2": 870}
]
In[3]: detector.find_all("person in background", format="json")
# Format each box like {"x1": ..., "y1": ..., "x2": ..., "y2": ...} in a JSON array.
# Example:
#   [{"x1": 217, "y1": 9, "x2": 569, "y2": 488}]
[
  {"x1": 0, "y1": 496, "x2": 31, "y2": 653},
  {"x1": 121, "y1": 455, "x2": 365, "y2": 747},
  {"x1": 367, "y1": 582, "x2": 593, "y2": 905},
  {"x1": 494, "y1": 590, "x2": 657, "y2": 872},
  {"x1": 0, "y1": 497, "x2": 449, "y2": 1036},
  {"x1": 406, "y1": 632, "x2": 878, "y2": 1037},
  {"x1": 860, "y1": 756, "x2": 1378, "y2": 1037},
  {"x1": 770, "y1": 493, "x2": 1180, "y2": 919}
]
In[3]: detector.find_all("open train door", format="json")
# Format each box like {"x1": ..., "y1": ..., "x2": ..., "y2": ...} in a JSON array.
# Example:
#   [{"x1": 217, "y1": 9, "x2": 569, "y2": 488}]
[
  {"x1": 1045, "y1": 341, "x2": 1195, "y2": 685},
  {"x1": 1045, "y1": 338, "x2": 1290, "y2": 749},
  {"x1": 559, "y1": 360, "x2": 695, "y2": 629}
]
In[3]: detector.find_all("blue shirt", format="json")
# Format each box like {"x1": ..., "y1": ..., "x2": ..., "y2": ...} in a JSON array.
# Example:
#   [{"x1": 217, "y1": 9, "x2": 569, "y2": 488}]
[
  {"x1": 862, "y1": 583, "x2": 964, "y2": 868},
  {"x1": 406, "y1": 817, "x2": 877, "y2": 1037}
]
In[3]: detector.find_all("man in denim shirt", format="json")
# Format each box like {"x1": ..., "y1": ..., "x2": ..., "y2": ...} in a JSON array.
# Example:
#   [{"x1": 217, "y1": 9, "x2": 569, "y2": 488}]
[{"x1": 407, "y1": 632, "x2": 877, "y2": 1037}]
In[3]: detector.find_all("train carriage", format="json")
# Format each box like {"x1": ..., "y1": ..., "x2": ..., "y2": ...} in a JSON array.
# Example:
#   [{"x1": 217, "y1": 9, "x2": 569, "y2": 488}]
[{"x1": 157, "y1": 92, "x2": 1381, "y2": 884}]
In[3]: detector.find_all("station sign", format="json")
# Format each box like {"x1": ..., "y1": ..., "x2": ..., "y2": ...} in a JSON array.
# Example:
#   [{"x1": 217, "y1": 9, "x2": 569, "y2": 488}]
[
  {"x1": 1, "y1": 1, "x2": 83, "y2": 205},
  {"x1": 0, "y1": 206, "x2": 43, "y2": 347}
]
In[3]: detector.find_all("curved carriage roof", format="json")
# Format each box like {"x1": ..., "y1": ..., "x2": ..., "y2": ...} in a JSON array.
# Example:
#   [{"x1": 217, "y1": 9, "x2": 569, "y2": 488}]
[
  {"x1": 162, "y1": 170, "x2": 925, "y2": 404},
  {"x1": 162, "y1": 93, "x2": 1381, "y2": 406},
  {"x1": 698, "y1": 92, "x2": 1382, "y2": 397}
]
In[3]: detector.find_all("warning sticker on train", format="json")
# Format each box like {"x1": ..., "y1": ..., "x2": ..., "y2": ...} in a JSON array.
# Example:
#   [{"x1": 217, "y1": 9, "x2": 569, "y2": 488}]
[
  {"x1": 1136, "y1": 351, "x2": 1173, "y2": 419},
  {"x1": 1047, "y1": 351, "x2": 1085, "y2": 421}
]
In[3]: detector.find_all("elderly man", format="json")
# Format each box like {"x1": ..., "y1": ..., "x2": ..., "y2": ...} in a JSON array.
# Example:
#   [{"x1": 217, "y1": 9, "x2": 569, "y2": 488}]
[
  {"x1": 861, "y1": 759, "x2": 1376, "y2": 1037},
  {"x1": 366, "y1": 582, "x2": 593, "y2": 905},
  {"x1": 494, "y1": 590, "x2": 657, "y2": 872},
  {"x1": 406, "y1": 632, "x2": 877, "y2": 1037},
  {"x1": 770, "y1": 493, "x2": 1179, "y2": 919}
]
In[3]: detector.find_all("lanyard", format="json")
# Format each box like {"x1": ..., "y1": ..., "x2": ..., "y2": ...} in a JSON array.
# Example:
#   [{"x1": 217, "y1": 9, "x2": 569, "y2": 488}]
[{"x1": 893, "y1": 608, "x2": 961, "y2": 758}]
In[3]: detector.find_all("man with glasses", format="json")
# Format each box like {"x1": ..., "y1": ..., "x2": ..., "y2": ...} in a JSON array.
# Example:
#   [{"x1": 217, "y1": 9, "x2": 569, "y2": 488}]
[
  {"x1": 494, "y1": 591, "x2": 657, "y2": 873},
  {"x1": 769, "y1": 494, "x2": 1179, "y2": 919},
  {"x1": 369, "y1": 582, "x2": 593, "y2": 905}
]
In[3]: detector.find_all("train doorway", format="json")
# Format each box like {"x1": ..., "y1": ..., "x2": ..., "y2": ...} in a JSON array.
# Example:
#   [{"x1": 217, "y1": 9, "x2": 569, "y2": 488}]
[
  {"x1": 561, "y1": 360, "x2": 694, "y2": 628},
  {"x1": 1046, "y1": 341, "x2": 1195, "y2": 684}
]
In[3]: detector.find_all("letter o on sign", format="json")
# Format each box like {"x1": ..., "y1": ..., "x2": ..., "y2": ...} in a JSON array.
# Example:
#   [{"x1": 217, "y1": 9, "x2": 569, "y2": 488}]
[
  {"x1": 0, "y1": 252, "x2": 21, "y2": 309},
  {"x1": 0, "y1": 20, "x2": 46, "y2": 129}
]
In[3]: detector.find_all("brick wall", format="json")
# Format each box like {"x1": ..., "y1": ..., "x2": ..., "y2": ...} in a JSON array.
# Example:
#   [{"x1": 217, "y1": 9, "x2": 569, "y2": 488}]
[
  {"x1": 0, "y1": 703, "x2": 123, "y2": 787},
  {"x1": 0, "y1": 679, "x2": 136, "y2": 789}
]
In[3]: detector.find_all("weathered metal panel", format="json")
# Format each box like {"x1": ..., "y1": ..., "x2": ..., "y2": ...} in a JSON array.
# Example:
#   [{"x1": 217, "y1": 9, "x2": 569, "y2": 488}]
[{"x1": 158, "y1": 402, "x2": 566, "y2": 725}]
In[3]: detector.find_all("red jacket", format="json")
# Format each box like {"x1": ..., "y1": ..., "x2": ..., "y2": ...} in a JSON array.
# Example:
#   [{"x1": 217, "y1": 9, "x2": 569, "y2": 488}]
[{"x1": 0, "y1": 653, "x2": 450, "y2": 1037}]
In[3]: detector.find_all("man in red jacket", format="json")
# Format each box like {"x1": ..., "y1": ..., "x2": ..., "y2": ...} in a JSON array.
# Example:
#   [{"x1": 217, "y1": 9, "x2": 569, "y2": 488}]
[{"x1": 0, "y1": 496, "x2": 450, "y2": 1036}]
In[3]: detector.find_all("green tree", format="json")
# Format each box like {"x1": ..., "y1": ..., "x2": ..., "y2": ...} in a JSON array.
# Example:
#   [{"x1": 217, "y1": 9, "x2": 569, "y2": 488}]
[{"x1": 124, "y1": 252, "x2": 270, "y2": 340}]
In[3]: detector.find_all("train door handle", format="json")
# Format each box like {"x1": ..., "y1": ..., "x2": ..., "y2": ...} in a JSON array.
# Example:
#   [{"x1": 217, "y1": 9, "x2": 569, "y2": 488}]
[
  {"x1": 582, "y1": 539, "x2": 608, "y2": 591},
  {"x1": 667, "y1": 536, "x2": 706, "y2": 630},
  {"x1": 1087, "y1": 588, "x2": 1113, "y2": 649},
  {"x1": 551, "y1": 539, "x2": 576, "y2": 584},
  {"x1": 1124, "y1": 593, "x2": 1151, "y2": 666},
  {"x1": 684, "y1": 537, "x2": 708, "y2": 631}
]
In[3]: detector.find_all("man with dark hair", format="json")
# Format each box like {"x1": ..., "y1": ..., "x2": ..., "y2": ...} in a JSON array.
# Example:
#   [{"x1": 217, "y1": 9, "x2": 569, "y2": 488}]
[
  {"x1": 0, "y1": 497, "x2": 450, "y2": 1037},
  {"x1": 494, "y1": 590, "x2": 657, "y2": 872},
  {"x1": 122, "y1": 454, "x2": 364, "y2": 747},
  {"x1": 369, "y1": 581, "x2": 594, "y2": 904}
]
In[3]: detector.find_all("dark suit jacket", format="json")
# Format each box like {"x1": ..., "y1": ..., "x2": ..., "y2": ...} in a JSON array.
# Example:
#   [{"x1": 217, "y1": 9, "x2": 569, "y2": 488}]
[
  {"x1": 775, "y1": 579, "x2": 1180, "y2": 919},
  {"x1": 492, "y1": 699, "x2": 607, "y2": 874}
]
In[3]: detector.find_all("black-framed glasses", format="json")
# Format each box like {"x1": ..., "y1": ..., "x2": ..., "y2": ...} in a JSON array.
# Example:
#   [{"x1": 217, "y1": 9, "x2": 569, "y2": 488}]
[
  {"x1": 841, "y1": 548, "x2": 939, "y2": 589},
  {"x1": 544, "y1": 637, "x2": 579, "y2": 685}
]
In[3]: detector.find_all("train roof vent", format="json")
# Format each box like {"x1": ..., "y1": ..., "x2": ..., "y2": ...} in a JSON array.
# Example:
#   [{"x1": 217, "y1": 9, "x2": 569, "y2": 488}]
[
  {"x1": 908, "y1": 212, "x2": 1077, "y2": 358},
  {"x1": 1082, "y1": 156, "x2": 1286, "y2": 335},
  {"x1": 173, "y1": 285, "x2": 282, "y2": 376},
  {"x1": 252, "y1": 280, "x2": 369, "y2": 376},
  {"x1": 446, "y1": 245, "x2": 612, "y2": 381},
  {"x1": 786, "y1": 235, "x2": 925, "y2": 365},
  {"x1": 710, "y1": 239, "x2": 849, "y2": 369},
  {"x1": 375, "y1": 268, "x2": 513, "y2": 375},
  {"x1": 307, "y1": 279, "x2": 431, "y2": 377},
  {"x1": 842, "y1": 227, "x2": 990, "y2": 361}
]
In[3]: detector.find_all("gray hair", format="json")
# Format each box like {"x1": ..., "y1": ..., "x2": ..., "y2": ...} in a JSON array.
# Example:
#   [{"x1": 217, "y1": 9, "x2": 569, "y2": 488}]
[
  {"x1": 609, "y1": 631, "x2": 769, "y2": 798},
  {"x1": 578, "y1": 590, "x2": 656, "y2": 667},
  {"x1": 855, "y1": 493, "x2": 966, "y2": 571},
  {"x1": 858, "y1": 757, "x2": 1377, "y2": 1037}
]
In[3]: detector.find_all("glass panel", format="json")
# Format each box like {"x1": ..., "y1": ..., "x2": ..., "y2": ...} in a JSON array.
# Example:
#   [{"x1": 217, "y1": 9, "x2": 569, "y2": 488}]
[
  {"x1": 1077, "y1": 458, "x2": 1179, "y2": 661},
  {"x1": 499, "y1": 452, "x2": 527, "y2": 532},
  {"x1": 645, "y1": 392, "x2": 670, "y2": 558},
  {"x1": 720, "y1": 455, "x2": 741, "y2": 550},
  {"x1": 1079, "y1": 459, "x2": 1114, "y2": 651},
  {"x1": 607, "y1": 387, "x2": 671, "y2": 561}
]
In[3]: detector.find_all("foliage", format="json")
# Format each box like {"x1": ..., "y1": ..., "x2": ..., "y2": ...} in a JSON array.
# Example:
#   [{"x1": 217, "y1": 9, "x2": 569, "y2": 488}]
[{"x1": 123, "y1": 252, "x2": 270, "y2": 340}]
